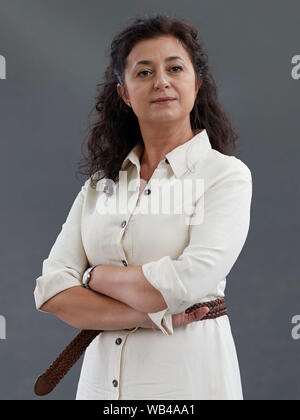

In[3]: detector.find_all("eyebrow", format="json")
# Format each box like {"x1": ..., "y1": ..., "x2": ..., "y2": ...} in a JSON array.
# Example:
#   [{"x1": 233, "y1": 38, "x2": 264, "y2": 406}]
[{"x1": 133, "y1": 56, "x2": 184, "y2": 68}]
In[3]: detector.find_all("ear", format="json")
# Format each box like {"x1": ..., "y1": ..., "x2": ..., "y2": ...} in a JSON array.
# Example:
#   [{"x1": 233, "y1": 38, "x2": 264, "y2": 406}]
[
  {"x1": 195, "y1": 78, "x2": 203, "y2": 96},
  {"x1": 117, "y1": 83, "x2": 128, "y2": 103}
]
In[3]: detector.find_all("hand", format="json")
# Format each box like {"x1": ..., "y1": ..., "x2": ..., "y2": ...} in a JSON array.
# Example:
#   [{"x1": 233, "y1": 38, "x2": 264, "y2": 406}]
[
  {"x1": 139, "y1": 306, "x2": 210, "y2": 330},
  {"x1": 172, "y1": 306, "x2": 210, "y2": 328}
]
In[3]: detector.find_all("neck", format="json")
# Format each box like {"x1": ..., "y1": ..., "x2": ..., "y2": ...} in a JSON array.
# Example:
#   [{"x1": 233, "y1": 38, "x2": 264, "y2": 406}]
[{"x1": 140, "y1": 127, "x2": 202, "y2": 170}]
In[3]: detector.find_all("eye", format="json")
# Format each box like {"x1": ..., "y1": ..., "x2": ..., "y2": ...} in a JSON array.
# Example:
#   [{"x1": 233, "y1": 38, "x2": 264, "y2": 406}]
[
  {"x1": 171, "y1": 66, "x2": 183, "y2": 72},
  {"x1": 137, "y1": 70, "x2": 151, "y2": 77},
  {"x1": 137, "y1": 66, "x2": 183, "y2": 77}
]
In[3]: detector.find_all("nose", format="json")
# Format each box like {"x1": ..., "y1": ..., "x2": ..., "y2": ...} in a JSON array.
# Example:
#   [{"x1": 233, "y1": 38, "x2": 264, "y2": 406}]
[{"x1": 153, "y1": 69, "x2": 170, "y2": 89}]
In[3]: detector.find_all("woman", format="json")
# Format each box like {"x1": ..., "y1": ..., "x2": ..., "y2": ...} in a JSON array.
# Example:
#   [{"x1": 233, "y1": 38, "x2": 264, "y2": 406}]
[{"x1": 34, "y1": 13, "x2": 252, "y2": 400}]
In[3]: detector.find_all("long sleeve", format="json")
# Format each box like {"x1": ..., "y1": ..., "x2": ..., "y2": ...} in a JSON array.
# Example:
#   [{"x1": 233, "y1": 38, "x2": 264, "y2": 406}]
[
  {"x1": 34, "y1": 179, "x2": 90, "y2": 312},
  {"x1": 147, "y1": 309, "x2": 174, "y2": 335},
  {"x1": 141, "y1": 161, "x2": 252, "y2": 315}
]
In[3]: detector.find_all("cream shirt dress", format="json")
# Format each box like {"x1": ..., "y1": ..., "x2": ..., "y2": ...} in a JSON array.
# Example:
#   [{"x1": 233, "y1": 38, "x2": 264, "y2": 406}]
[{"x1": 34, "y1": 129, "x2": 252, "y2": 400}]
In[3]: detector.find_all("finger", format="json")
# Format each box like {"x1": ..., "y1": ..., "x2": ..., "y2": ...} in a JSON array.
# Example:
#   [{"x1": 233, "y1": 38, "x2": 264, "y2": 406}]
[
  {"x1": 193, "y1": 306, "x2": 210, "y2": 320},
  {"x1": 201, "y1": 306, "x2": 210, "y2": 315}
]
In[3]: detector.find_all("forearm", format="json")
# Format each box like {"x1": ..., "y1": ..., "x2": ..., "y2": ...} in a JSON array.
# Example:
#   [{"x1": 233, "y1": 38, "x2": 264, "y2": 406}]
[
  {"x1": 41, "y1": 286, "x2": 150, "y2": 331},
  {"x1": 89, "y1": 265, "x2": 168, "y2": 313}
]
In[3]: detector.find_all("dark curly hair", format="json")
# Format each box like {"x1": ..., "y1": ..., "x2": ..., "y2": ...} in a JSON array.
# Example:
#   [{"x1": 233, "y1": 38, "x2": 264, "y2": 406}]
[{"x1": 77, "y1": 12, "x2": 238, "y2": 189}]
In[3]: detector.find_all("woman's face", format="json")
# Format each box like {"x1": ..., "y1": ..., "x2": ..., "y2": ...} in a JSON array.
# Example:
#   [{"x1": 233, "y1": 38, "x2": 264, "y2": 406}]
[{"x1": 117, "y1": 35, "x2": 201, "y2": 127}]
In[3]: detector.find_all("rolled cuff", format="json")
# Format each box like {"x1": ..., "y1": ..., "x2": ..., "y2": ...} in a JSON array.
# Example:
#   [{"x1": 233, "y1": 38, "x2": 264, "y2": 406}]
[
  {"x1": 34, "y1": 269, "x2": 82, "y2": 312},
  {"x1": 147, "y1": 308, "x2": 174, "y2": 335},
  {"x1": 142, "y1": 259, "x2": 187, "y2": 314}
]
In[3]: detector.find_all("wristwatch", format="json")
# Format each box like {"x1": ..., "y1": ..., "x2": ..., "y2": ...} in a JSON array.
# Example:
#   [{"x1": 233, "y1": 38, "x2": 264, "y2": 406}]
[{"x1": 81, "y1": 265, "x2": 101, "y2": 289}]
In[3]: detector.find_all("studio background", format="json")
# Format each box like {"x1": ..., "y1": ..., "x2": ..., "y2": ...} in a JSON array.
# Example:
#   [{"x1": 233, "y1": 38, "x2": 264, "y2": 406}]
[{"x1": 0, "y1": 0, "x2": 299, "y2": 400}]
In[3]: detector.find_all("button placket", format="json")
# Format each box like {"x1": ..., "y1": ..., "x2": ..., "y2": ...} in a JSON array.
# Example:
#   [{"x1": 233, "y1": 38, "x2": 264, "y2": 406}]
[
  {"x1": 117, "y1": 332, "x2": 133, "y2": 400},
  {"x1": 111, "y1": 331, "x2": 127, "y2": 399},
  {"x1": 115, "y1": 337, "x2": 122, "y2": 345},
  {"x1": 120, "y1": 222, "x2": 129, "y2": 267}
]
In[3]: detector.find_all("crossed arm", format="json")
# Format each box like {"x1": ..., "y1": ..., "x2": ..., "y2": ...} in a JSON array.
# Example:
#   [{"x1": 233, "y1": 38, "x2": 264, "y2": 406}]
[
  {"x1": 36, "y1": 162, "x2": 252, "y2": 331},
  {"x1": 88, "y1": 265, "x2": 168, "y2": 313}
]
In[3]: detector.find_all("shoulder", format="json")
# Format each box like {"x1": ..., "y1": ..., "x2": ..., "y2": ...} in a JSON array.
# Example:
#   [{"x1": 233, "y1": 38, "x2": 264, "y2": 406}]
[
  {"x1": 79, "y1": 170, "x2": 108, "y2": 205},
  {"x1": 83, "y1": 170, "x2": 107, "y2": 192},
  {"x1": 202, "y1": 149, "x2": 252, "y2": 186}
]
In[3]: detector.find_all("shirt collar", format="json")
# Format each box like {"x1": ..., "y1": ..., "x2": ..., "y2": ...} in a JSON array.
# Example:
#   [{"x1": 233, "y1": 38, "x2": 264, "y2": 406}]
[{"x1": 120, "y1": 129, "x2": 212, "y2": 179}]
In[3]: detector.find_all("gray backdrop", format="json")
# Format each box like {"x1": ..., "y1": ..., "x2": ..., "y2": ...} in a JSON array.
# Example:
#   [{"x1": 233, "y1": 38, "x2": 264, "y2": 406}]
[{"x1": 0, "y1": 0, "x2": 299, "y2": 400}]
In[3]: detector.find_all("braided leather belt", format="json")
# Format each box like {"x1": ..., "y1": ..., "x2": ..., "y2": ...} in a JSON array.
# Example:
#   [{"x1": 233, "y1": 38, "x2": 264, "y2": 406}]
[
  {"x1": 34, "y1": 297, "x2": 227, "y2": 396},
  {"x1": 184, "y1": 297, "x2": 227, "y2": 318}
]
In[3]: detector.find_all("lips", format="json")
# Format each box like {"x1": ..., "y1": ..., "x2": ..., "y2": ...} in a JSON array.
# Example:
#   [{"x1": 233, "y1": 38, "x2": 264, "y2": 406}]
[{"x1": 153, "y1": 97, "x2": 176, "y2": 103}]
